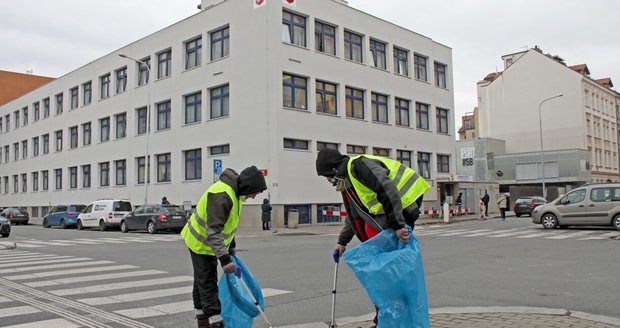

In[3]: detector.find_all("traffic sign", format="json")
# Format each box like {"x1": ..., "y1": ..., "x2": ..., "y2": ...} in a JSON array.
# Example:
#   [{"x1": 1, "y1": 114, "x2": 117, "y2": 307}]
[{"x1": 213, "y1": 159, "x2": 222, "y2": 174}]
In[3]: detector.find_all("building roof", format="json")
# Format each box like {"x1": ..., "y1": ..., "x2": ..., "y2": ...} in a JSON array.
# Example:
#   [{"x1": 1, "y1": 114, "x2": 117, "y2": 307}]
[
  {"x1": 569, "y1": 64, "x2": 590, "y2": 76},
  {"x1": 0, "y1": 70, "x2": 55, "y2": 106},
  {"x1": 595, "y1": 78, "x2": 613, "y2": 88}
]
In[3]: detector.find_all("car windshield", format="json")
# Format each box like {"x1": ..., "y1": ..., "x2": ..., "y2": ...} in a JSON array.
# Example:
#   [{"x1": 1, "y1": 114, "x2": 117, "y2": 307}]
[
  {"x1": 70, "y1": 205, "x2": 87, "y2": 212},
  {"x1": 113, "y1": 201, "x2": 133, "y2": 211},
  {"x1": 162, "y1": 205, "x2": 185, "y2": 214}
]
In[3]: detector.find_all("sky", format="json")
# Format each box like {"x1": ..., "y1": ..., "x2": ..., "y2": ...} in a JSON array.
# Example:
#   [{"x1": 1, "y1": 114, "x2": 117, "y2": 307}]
[{"x1": 1, "y1": 0, "x2": 618, "y2": 131}]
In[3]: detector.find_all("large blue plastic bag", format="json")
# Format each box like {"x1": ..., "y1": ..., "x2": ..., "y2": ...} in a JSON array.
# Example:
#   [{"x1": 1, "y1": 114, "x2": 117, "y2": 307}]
[
  {"x1": 218, "y1": 256, "x2": 265, "y2": 328},
  {"x1": 343, "y1": 228, "x2": 430, "y2": 328}
]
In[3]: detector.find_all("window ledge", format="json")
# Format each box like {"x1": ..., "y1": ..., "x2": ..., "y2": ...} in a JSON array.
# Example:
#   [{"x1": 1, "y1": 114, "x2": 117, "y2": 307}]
[
  {"x1": 394, "y1": 72, "x2": 412, "y2": 79},
  {"x1": 183, "y1": 179, "x2": 203, "y2": 184},
  {"x1": 282, "y1": 42, "x2": 310, "y2": 51},
  {"x1": 372, "y1": 120, "x2": 391, "y2": 126},
  {"x1": 315, "y1": 50, "x2": 339, "y2": 59},
  {"x1": 345, "y1": 116, "x2": 367, "y2": 123},
  {"x1": 416, "y1": 128, "x2": 432, "y2": 133},
  {"x1": 344, "y1": 58, "x2": 366, "y2": 67},
  {"x1": 209, "y1": 55, "x2": 230, "y2": 64},
  {"x1": 155, "y1": 75, "x2": 171, "y2": 83},
  {"x1": 283, "y1": 148, "x2": 312, "y2": 153},
  {"x1": 183, "y1": 65, "x2": 202, "y2": 73},
  {"x1": 284, "y1": 107, "x2": 311, "y2": 113},
  {"x1": 316, "y1": 111, "x2": 340, "y2": 118},
  {"x1": 183, "y1": 121, "x2": 202, "y2": 127},
  {"x1": 395, "y1": 124, "x2": 413, "y2": 129},
  {"x1": 207, "y1": 115, "x2": 230, "y2": 122},
  {"x1": 370, "y1": 66, "x2": 389, "y2": 73}
]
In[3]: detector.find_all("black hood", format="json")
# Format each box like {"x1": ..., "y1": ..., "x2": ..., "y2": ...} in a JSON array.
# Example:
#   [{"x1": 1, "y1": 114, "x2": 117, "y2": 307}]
[
  {"x1": 316, "y1": 148, "x2": 349, "y2": 177},
  {"x1": 237, "y1": 166, "x2": 267, "y2": 196}
]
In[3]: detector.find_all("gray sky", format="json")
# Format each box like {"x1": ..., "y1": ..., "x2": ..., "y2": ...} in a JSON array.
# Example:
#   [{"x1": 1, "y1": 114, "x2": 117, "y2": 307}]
[{"x1": 1, "y1": 0, "x2": 618, "y2": 130}]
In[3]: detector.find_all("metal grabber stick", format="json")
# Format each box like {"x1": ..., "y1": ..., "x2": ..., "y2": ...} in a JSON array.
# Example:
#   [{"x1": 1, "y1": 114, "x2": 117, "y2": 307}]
[
  {"x1": 236, "y1": 268, "x2": 273, "y2": 328},
  {"x1": 330, "y1": 249, "x2": 340, "y2": 327}
]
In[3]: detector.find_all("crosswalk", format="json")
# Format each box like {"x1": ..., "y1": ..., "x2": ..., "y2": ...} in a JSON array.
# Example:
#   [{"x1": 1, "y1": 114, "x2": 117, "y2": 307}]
[
  {"x1": 12, "y1": 234, "x2": 182, "y2": 248},
  {"x1": 0, "y1": 249, "x2": 292, "y2": 328},
  {"x1": 414, "y1": 225, "x2": 620, "y2": 241}
]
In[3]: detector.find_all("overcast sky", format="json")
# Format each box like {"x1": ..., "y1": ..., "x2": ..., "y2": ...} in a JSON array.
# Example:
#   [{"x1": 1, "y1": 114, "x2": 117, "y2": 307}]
[{"x1": 1, "y1": 0, "x2": 618, "y2": 129}]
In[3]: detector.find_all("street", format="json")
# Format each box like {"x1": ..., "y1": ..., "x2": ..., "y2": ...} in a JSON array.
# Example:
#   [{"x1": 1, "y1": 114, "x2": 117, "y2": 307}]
[{"x1": 1, "y1": 217, "x2": 619, "y2": 327}]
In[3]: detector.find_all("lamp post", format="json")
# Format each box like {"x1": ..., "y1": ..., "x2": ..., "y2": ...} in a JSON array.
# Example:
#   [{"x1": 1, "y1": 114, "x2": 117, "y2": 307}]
[
  {"x1": 119, "y1": 54, "x2": 151, "y2": 205},
  {"x1": 538, "y1": 93, "x2": 563, "y2": 199}
]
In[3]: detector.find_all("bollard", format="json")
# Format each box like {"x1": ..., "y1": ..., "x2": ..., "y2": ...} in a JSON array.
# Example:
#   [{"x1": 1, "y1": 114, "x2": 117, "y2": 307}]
[{"x1": 443, "y1": 202, "x2": 450, "y2": 224}]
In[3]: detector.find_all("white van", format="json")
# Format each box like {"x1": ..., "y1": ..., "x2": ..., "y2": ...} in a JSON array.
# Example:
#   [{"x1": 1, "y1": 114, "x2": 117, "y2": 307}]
[{"x1": 77, "y1": 199, "x2": 134, "y2": 231}]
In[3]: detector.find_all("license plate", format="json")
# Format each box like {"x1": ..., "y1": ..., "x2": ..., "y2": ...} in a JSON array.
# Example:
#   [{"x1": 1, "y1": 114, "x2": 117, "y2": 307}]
[{"x1": 172, "y1": 216, "x2": 182, "y2": 219}]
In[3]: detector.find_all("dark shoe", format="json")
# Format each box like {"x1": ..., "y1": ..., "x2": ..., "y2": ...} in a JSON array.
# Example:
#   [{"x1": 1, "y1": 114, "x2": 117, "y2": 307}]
[
  {"x1": 209, "y1": 323, "x2": 224, "y2": 328},
  {"x1": 196, "y1": 314, "x2": 209, "y2": 328}
]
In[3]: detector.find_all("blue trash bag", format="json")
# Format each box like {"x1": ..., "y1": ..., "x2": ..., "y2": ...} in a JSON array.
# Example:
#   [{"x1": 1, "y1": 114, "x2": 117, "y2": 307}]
[
  {"x1": 343, "y1": 227, "x2": 430, "y2": 328},
  {"x1": 218, "y1": 255, "x2": 265, "y2": 328}
]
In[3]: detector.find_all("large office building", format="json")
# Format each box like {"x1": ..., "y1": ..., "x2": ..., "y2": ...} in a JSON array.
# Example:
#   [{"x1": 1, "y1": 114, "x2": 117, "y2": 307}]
[{"x1": 0, "y1": 0, "x2": 455, "y2": 227}]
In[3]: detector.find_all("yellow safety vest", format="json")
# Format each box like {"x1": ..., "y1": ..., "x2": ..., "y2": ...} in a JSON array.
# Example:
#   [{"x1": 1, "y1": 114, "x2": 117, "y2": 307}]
[
  {"x1": 181, "y1": 181, "x2": 241, "y2": 255},
  {"x1": 347, "y1": 155, "x2": 430, "y2": 214}
]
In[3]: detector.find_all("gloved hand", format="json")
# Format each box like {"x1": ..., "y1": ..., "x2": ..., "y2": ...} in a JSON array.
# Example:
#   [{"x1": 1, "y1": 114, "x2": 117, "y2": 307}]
[
  {"x1": 222, "y1": 262, "x2": 238, "y2": 275},
  {"x1": 228, "y1": 248, "x2": 236, "y2": 256},
  {"x1": 396, "y1": 227, "x2": 410, "y2": 243},
  {"x1": 334, "y1": 244, "x2": 346, "y2": 257}
]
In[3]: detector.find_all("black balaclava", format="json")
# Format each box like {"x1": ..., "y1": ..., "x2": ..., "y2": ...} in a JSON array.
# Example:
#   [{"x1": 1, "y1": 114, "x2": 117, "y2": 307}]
[
  {"x1": 315, "y1": 148, "x2": 350, "y2": 177},
  {"x1": 237, "y1": 166, "x2": 267, "y2": 196}
]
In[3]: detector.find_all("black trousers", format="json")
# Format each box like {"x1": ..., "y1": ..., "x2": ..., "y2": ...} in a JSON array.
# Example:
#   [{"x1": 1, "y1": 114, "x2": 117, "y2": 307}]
[
  {"x1": 189, "y1": 249, "x2": 220, "y2": 317},
  {"x1": 262, "y1": 220, "x2": 270, "y2": 230}
]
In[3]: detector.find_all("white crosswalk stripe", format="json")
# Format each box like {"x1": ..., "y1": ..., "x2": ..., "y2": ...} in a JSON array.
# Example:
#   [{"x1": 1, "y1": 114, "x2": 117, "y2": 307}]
[
  {"x1": 9, "y1": 235, "x2": 182, "y2": 248},
  {"x1": 415, "y1": 226, "x2": 619, "y2": 241},
  {"x1": 1, "y1": 318, "x2": 81, "y2": 328}
]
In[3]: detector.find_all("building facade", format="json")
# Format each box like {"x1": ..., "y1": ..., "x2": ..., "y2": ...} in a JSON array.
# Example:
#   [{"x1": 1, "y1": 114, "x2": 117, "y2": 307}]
[{"x1": 0, "y1": 0, "x2": 455, "y2": 227}]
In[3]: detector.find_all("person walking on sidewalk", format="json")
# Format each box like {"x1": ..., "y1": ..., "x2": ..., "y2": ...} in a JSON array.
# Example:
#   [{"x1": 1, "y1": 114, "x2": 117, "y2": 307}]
[
  {"x1": 482, "y1": 190, "x2": 490, "y2": 217},
  {"x1": 261, "y1": 198, "x2": 272, "y2": 230},
  {"x1": 497, "y1": 193, "x2": 507, "y2": 220},
  {"x1": 315, "y1": 148, "x2": 430, "y2": 326},
  {"x1": 181, "y1": 166, "x2": 267, "y2": 328}
]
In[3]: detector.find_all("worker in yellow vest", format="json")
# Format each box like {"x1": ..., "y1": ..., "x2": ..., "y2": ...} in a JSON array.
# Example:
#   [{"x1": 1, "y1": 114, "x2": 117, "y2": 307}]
[{"x1": 181, "y1": 166, "x2": 267, "y2": 328}]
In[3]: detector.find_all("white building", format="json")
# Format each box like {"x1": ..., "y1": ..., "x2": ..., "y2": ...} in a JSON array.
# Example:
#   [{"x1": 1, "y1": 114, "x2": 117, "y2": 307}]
[{"x1": 0, "y1": 0, "x2": 455, "y2": 227}]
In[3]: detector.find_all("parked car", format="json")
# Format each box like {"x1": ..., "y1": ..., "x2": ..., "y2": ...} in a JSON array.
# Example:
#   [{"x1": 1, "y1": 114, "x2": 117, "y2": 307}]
[
  {"x1": 0, "y1": 217, "x2": 11, "y2": 237},
  {"x1": 77, "y1": 199, "x2": 133, "y2": 231},
  {"x1": 42, "y1": 204, "x2": 87, "y2": 229},
  {"x1": 0, "y1": 208, "x2": 29, "y2": 225},
  {"x1": 532, "y1": 183, "x2": 620, "y2": 230},
  {"x1": 121, "y1": 204, "x2": 188, "y2": 234},
  {"x1": 513, "y1": 196, "x2": 548, "y2": 217}
]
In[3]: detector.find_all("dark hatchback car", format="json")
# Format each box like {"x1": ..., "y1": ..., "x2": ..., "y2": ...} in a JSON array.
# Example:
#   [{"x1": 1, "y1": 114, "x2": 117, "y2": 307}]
[
  {"x1": 121, "y1": 204, "x2": 188, "y2": 234},
  {"x1": 43, "y1": 204, "x2": 87, "y2": 229},
  {"x1": 0, "y1": 208, "x2": 29, "y2": 225},
  {"x1": 513, "y1": 196, "x2": 547, "y2": 217}
]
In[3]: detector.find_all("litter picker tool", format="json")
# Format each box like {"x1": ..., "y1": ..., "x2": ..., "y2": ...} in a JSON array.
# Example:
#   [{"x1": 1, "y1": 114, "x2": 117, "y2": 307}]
[
  {"x1": 330, "y1": 249, "x2": 340, "y2": 327},
  {"x1": 236, "y1": 268, "x2": 273, "y2": 328}
]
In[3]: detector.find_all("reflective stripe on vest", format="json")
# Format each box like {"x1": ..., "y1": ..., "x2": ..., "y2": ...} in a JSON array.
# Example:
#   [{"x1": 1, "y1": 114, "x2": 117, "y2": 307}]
[
  {"x1": 181, "y1": 181, "x2": 240, "y2": 255},
  {"x1": 347, "y1": 155, "x2": 430, "y2": 214}
]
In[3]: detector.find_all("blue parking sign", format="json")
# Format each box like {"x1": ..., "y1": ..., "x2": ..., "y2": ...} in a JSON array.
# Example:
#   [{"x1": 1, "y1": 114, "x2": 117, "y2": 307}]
[{"x1": 213, "y1": 159, "x2": 222, "y2": 174}]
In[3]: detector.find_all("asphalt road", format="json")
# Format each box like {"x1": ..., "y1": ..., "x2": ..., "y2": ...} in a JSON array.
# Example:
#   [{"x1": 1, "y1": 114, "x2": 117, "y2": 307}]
[{"x1": 0, "y1": 217, "x2": 618, "y2": 327}]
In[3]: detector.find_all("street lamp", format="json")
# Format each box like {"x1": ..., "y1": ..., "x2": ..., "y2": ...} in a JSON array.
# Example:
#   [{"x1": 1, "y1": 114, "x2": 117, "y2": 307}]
[
  {"x1": 538, "y1": 93, "x2": 563, "y2": 199},
  {"x1": 119, "y1": 54, "x2": 151, "y2": 205}
]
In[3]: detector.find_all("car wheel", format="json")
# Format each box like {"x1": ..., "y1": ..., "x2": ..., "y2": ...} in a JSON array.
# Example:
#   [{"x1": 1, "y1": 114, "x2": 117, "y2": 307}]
[
  {"x1": 147, "y1": 221, "x2": 157, "y2": 234},
  {"x1": 613, "y1": 215, "x2": 620, "y2": 231},
  {"x1": 121, "y1": 220, "x2": 129, "y2": 233},
  {"x1": 77, "y1": 220, "x2": 83, "y2": 230},
  {"x1": 60, "y1": 219, "x2": 67, "y2": 229},
  {"x1": 541, "y1": 213, "x2": 558, "y2": 229},
  {"x1": 42, "y1": 219, "x2": 50, "y2": 228},
  {"x1": 99, "y1": 220, "x2": 107, "y2": 231},
  {"x1": 515, "y1": 213, "x2": 521, "y2": 218}
]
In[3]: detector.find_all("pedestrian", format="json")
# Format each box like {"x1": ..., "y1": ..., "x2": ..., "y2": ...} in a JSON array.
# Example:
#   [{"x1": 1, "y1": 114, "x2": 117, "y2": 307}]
[
  {"x1": 482, "y1": 190, "x2": 490, "y2": 217},
  {"x1": 315, "y1": 148, "x2": 430, "y2": 326},
  {"x1": 261, "y1": 198, "x2": 272, "y2": 230},
  {"x1": 497, "y1": 193, "x2": 507, "y2": 220},
  {"x1": 162, "y1": 196, "x2": 171, "y2": 205},
  {"x1": 455, "y1": 192, "x2": 463, "y2": 215},
  {"x1": 181, "y1": 166, "x2": 267, "y2": 328},
  {"x1": 479, "y1": 198, "x2": 486, "y2": 220}
]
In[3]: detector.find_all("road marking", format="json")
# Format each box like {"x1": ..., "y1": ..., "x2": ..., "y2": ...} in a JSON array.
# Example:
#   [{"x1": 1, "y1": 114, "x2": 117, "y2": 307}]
[
  {"x1": 0, "y1": 251, "x2": 43, "y2": 258},
  {"x1": 546, "y1": 231, "x2": 596, "y2": 239},
  {"x1": 1, "y1": 318, "x2": 81, "y2": 328},
  {"x1": 487, "y1": 230, "x2": 535, "y2": 238},
  {"x1": 79, "y1": 286, "x2": 192, "y2": 305},
  {"x1": 515, "y1": 232, "x2": 552, "y2": 239},
  {"x1": 461, "y1": 228, "x2": 521, "y2": 237},
  {"x1": 0, "y1": 255, "x2": 72, "y2": 264},
  {"x1": 5, "y1": 264, "x2": 138, "y2": 281},
  {"x1": 580, "y1": 231, "x2": 620, "y2": 240},
  {"x1": 25, "y1": 269, "x2": 167, "y2": 287},
  {"x1": 434, "y1": 229, "x2": 476, "y2": 237},
  {"x1": 50, "y1": 239, "x2": 103, "y2": 244},
  {"x1": 0, "y1": 257, "x2": 92, "y2": 269},
  {"x1": 50, "y1": 276, "x2": 194, "y2": 296},
  {"x1": 12, "y1": 239, "x2": 74, "y2": 246},
  {"x1": 263, "y1": 287, "x2": 294, "y2": 297},
  {"x1": 0, "y1": 297, "x2": 11, "y2": 303},
  {"x1": 115, "y1": 237, "x2": 157, "y2": 243},
  {"x1": 0, "y1": 305, "x2": 41, "y2": 318}
]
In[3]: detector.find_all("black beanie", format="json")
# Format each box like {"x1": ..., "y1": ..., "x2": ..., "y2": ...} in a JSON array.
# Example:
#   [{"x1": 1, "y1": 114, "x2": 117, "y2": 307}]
[
  {"x1": 316, "y1": 148, "x2": 349, "y2": 177},
  {"x1": 237, "y1": 166, "x2": 267, "y2": 196}
]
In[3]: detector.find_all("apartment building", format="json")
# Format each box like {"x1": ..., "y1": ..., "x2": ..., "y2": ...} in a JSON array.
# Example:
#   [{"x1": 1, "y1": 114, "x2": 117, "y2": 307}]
[{"x1": 0, "y1": 0, "x2": 455, "y2": 227}]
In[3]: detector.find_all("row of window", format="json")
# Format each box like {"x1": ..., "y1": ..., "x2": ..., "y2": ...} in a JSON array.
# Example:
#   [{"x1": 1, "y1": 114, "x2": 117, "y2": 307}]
[
  {"x1": 283, "y1": 73, "x2": 450, "y2": 132},
  {"x1": 283, "y1": 10, "x2": 448, "y2": 87}
]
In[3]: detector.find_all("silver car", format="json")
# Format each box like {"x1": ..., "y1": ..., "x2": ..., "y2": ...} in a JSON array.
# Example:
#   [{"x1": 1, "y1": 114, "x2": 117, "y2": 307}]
[{"x1": 532, "y1": 184, "x2": 620, "y2": 230}]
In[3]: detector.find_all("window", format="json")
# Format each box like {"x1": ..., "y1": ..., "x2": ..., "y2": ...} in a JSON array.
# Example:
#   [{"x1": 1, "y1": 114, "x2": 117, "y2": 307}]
[
  {"x1": 347, "y1": 144, "x2": 366, "y2": 155},
  {"x1": 115, "y1": 160, "x2": 126, "y2": 185},
  {"x1": 210, "y1": 26, "x2": 230, "y2": 60},
  {"x1": 42, "y1": 170, "x2": 48, "y2": 191},
  {"x1": 3, "y1": 176, "x2": 7, "y2": 193},
  {"x1": 42, "y1": 134, "x2": 49, "y2": 154},
  {"x1": 414, "y1": 54, "x2": 427, "y2": 81},
  {"x1": 316, "y1": 80, "x2": 337, "y2": 114},
  {"x1": 13, "y1": 143, "x2": 18, "y2": 161},
  {"x1": 345, "y1": 87, "x2": 364, "y2": 119},
  {"x1": 138, "y1": 57, "x2": 150, "y2": 86},
  {"x1": 43, "y1": 98, "x2": 50, "y2": 118},
  {"x1": 315, "y1": 21, "x2": 335, "y2": 55},
  {"x1": 4, "y1": 114, "x2": 9, "y2": 132},
  {"x1": 115, "y1": 67, "x2": 127, "y2": 93},
  {"x1": 156, "y1": 153, "x2": 171, "y2": 182},
  {"x1": 99, "y1": 162, "x2": 110, "y2": 187},
  {"x1": 21, "y1": 174, "x2": 27, "y2": 192},
  {"x1": 209, "y1": 144, "x2": 230, "y2": 156},
  {"x1": 69, "y1": 126, "x2": 78, "y2": 149},
  {"x1": 416, "y1": 102, "x2": 429, "y2": 130},
  {"x1": 33, "y1": 102, "x2": 40, "y2": 121},
  {"x1": 115, "y1": 112, "x2": 127, "y2": 139},
  {"x1": 373, "y1": 147, "x2": 390, "y2": 157},
  {"x1": 394, "y1": 47, "x2": 409, "y2": 76},
  {"x1": 283, "y1": 73, "x2": 307, "y2": 110},
  {"x1": 317, "y1": 141, "x2": 338, "y2": 151},
  {"x1": 55, "y1": 93, "x2": 63, "y2": 114},
  {"x1": 22, "y1": 107, "x2": 28, "y2": 126},
  {"x1": 14, "y1": 110, "x2": 19, "y2": 129},
  {"x1": 83, "y1": 81, "x2": 92, "y2": 105},
  {"x1": 99, "y1": 117, "x2": 110, "y2": 142},
  {"x1": 55, "y1": 168, "x2": 62, "y2": 190},
  {"x1": 0, "y1": 117, "x2": 2, "y2": 133},
  {"x1": 185, "y1": 92, "x2": 202, "y2": 124},
  {"x1": 397, "y1": 150, "x2": 412, "y2": 168},
  {"x1": 82, "y1": 164, "x2": 91, "y2": 188},
  {"x1": 344, "y1": 31, "x2": 363, "y2": 62},
  {"x1": 417, "y1": 152, "x2": 431, "y2": 178},
  {"x1": 82, "y1": 122, "x2": 91, "y2": 146},
  {"x1": 32, "y1": 172, "x2": 39, "y2": 191},
  {"x1": 136, "y1": 156, "x2": 150, "y2": 184},
  {"x1": 136, "y1": 107, "x2": 147, "y2": 134},
  {"x1": 69, "y1": 166, "x2": 78, "y2": 189},
  {"x1": 434, "y1": 62, "x2": 447, "y2": 88},
  {"x1": 437, "y1": 154, "x2": 450, "y2": 173},
  {"x1": 185, "y1": 37, "x2": 202, "y2": 69},
  {"x1": 55, "y1": 130, "x2": 63, "y2": 151},
  {"x1": 395, "y1": 98, "x2": 410, "y2": 127},
  {"x1": 157, "y1": 101, "x2": 171, "y2": 130},
  {"x1": 369, "y1": 39, "x2": 386, "y2": 69},
  {"x1": 436, "y1": 107, "x2": 449, "y2": 134},
  {"x1": 282, "y1": 11, "x2": 306, "y2": 47},
  {"x1": 70, "y1": 86, "x2": 79, "y2": 109},
  {"x1": 13, "y1": 175, "x2": 18, "y2": 193},
  {"x1": 157, "y1": 49, "x2": 172, "y2": 79},
  {"x1": 32, "y1": 137, "x2": 39, "y2": 157},
  {"x1": 100, "y1": 74, "x2": 110, "y2": 99},
  {"x1": 184, "y1": 149, "x2": 202, "y2": 180},
  {"x1": 21, "y1": 140, "x2": 27, "y2": 159},
  {"x1": 371, "y1": 93, "x2": 388, "y2": 123},
  {"x1": 284, "y1": 138, "x2": 309, "y2": 150}
]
